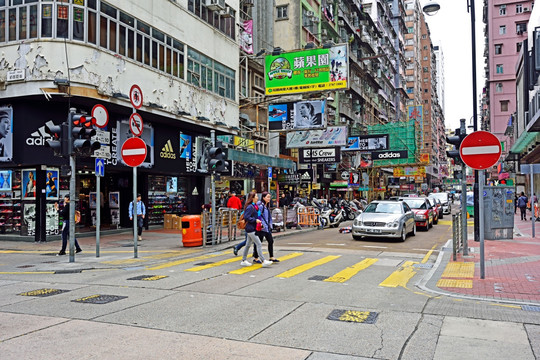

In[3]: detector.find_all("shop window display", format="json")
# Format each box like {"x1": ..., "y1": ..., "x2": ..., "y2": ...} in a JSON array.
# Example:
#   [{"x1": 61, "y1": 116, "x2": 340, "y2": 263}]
[{"x1": 147, "y1": 175, "x2": 187, "y2": 225}]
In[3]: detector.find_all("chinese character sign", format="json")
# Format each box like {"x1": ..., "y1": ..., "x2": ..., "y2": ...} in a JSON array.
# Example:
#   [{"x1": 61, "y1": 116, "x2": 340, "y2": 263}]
[{"x1": 264, "y1": 44, "x2": 349, "y2": 95}]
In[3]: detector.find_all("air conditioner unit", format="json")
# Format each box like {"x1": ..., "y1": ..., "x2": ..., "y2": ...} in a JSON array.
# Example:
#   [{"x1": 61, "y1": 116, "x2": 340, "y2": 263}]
[
  {"x1": 311, "y1": 16, "x2": 320, "y2": 23},
  {"x1": 523, "y1": 7, "x2": 530, "y2": 12},
  {"x1": 220, "y1": 6, "x2": 235, "y2": 18},
  {"x1": 306, "y1": 11, "x2": 314, "y2": 17},
  {"x1": 205, "y1": 0, "x2": 225, "y2": 11},
  {"x1": 346, "y1": 93, "x2": 353, "y2": 99}
]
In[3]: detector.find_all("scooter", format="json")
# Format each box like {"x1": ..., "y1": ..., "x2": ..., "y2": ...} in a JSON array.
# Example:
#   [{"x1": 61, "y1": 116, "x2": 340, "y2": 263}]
[{"x1": 320, "y1": 205, "x2": 345, "y2": 228}]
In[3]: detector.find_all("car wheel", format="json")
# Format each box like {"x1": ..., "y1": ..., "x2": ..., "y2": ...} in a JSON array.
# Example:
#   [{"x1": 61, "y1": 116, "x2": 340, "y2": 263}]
[
  {"x1": 409, "y1": 223, "x2": 416, "y2": 236},
  {"x1": 434, "y1": 217, "x2": 438, "y2": 225},
  {"x1": 353, "y1": 235, "x2": 363, "y2": 240},
  {"x1": 439, "y1": 213, "x2": 444, "y2": 220},
  {"x1": 400, "y1": 228, "x2": 406, "y2": 242}
]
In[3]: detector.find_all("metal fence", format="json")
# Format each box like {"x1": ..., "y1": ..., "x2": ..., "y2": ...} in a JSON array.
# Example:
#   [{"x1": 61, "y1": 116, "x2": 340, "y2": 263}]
[
  {"x1": 452, "y1": 212, "x2": 463, "y2": 261},
  {"x1": 201, "y1": 208, "x2": 240, "y2": 246}
]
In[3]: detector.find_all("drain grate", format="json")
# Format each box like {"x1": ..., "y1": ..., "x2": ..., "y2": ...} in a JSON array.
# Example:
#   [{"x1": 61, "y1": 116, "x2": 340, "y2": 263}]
[
  {"x1": 72, "y1": 294, "x2": 128, "y2": 304},
  {"x1": 194, "y1": 262, "x2": 214, "y2": 266},
  {"x1": 54, "y1": 269, "x2": 83, "y2": 274},
  {"x1": 128, "y1": 275, "x2": 168, "y2": 281},
  {"x1": 16, "y1": 264, "x2": 35, "y2": 268},
  {"x1": 19, "y1": 288, "x2": 69, "y2": 297},
  {"x1": 327, "y1": 309, "x2": 378, "y2": 324},
  {"x1": 522, "y1": 305, "x2": 540, "y2": 312},
  {"x1": 413, "y1": 263, "x2": 434, "y2": 269},
  {"x1": 308, "y1": 275, "x2": 329, "y2": 281}
]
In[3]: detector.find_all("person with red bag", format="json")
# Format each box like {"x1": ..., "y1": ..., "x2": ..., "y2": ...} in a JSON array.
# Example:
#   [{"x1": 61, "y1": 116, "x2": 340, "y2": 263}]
[{"x1": 240, "y1": 191, "x2": 272, "y2": 267}]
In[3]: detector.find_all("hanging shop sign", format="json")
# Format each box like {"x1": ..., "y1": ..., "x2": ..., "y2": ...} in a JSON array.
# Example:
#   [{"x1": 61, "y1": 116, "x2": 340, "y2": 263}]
[
  {"x1": 269, "y1": 100, "x2": 327, "y2": 131},
  {"x1": 299, "y1": 147, "x2": 340, "y2": 164},
  {"x1": 286, "y1": 126, "x2": 348, "y2": 148}
]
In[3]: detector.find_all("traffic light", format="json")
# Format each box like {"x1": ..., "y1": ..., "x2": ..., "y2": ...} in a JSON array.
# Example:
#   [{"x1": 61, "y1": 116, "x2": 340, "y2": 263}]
[
  {"x1": 44, "y1": 120, "x2": 68, "y2": 157},
  {"x1": 207, "y1": 143, "x2": 229, "y2": 173},
  {"x1": 446, "y1": 127, "x2": 467, "y2": 165},
  {"x1": 70, "y1": 113, "x2": 101, "y2": 156}
]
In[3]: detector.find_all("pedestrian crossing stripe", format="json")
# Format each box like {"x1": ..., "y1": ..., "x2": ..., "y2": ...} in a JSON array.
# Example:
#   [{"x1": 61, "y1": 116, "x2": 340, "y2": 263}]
[
  {"x1": 275, "y1": 255, "x2": 341, "y2": 279},
  {"x1": 185, "y1": 256, "x2": 245, "y2": 271},
  {"x1": 379, "y1": 261, "x2": 418, "y2": 288},
  {"x1": 104, "y1": 249, "x2": 202, "y2": 265},
  {"x1": 229, "y1": 253, "x2": 304, "y2": 275},
  {"x1": 324, "y1": 258, "x2": 378, "y2": 283},
  {"x1": 146, "y1": 251, "x2": 231, "y2": 270}
]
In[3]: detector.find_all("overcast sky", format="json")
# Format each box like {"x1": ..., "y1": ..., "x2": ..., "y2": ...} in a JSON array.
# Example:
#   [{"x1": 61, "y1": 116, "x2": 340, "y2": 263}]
[{"x1": 422, "y1": 0, "x2": 486, "y2": 131}]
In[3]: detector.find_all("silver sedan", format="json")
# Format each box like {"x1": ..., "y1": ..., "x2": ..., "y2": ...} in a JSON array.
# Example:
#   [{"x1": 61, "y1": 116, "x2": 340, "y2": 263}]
[{"x1": 352, "y1": 200, "x2": 416, "y2": 242}]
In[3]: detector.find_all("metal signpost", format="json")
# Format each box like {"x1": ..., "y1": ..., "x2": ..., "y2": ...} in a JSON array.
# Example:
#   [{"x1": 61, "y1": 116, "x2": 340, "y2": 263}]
[
  {"x1": 460, "y1": 131, "x2": 502, "y2": 279},
  {"x1": 95, "y1": 158, "x2": 104, "y2": 257}
]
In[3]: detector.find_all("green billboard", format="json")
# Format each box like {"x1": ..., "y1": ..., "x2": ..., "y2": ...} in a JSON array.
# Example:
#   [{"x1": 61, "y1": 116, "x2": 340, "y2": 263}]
[{"x1": 264, "y1": 44, "x2": 349, "y2": 95}]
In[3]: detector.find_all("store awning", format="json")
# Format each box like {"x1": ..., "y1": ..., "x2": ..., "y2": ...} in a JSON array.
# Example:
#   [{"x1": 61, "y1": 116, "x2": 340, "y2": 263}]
[
  {"x1": 509, "y1": 131, "x2": 539, "y2": 153},
  {"x1": 227, "y1": 148, "x2": 295, "y2": 169}
]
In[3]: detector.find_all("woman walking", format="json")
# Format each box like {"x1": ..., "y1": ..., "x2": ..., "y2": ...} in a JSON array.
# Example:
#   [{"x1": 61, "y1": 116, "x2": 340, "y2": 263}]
[
  {"x1": 253, "y1": 191, "x2": 279, "y2": 263},
  {"x1": 517, "y1": 192, "x2": 528, "y2": 221},
  {"x1": 240, "y1": 191, "x2": 272, "y2": 267}
]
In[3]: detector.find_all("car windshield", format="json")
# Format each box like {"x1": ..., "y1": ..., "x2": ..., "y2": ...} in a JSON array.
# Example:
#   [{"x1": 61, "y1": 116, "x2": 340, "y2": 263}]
[
  {"x1": 401, "y1": 199, "x2": 426, "y2": 209},
  {"x1": 429, "y1": 193, "x2": 448, "y2": 202},
  {"x1": 364, "y1": 203, "x2": 402, "y2": 214}
]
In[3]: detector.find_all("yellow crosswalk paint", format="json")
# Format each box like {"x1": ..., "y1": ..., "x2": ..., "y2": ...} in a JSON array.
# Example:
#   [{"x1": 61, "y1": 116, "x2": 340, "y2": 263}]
[
  {"x1": 185, "y1": 257, "x2": 242, "y2": 271},
  {"x1": 324, "y1": 258, "x2": 378, "y2": 283},
  {"x1": 229, "y1": 252, "x2": 304, "y2": 274},
  {"x1": 275, "y1": 255, "x2": 341, "y2": 278},
  {"x1": 145, "y1": 250, "x2": 200, "y2": 259},
  {"x1": 441, "y1": 262, "x2": 475, "y2": 278},
  {"x1": 146, "y1": 251, "x2": 231, "y2": 270},
  {"x1": 379, "y1": 261, "x2": 418, "y2": 288},
  {"x1": 103, "y1": 258, "x2": 146, "y2": 265}
]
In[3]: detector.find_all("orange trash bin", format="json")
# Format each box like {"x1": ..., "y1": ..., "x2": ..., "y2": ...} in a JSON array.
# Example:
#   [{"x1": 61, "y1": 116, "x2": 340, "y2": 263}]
[{"x1": 181, "y1": 215, "x2": 203, "y2": 247}]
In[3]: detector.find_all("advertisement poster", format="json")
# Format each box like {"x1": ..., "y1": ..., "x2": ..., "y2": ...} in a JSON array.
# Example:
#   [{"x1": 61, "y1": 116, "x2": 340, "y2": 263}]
[
  {"x1": 342, "y1": 134, "x2": 389, "y2": 151},
  {"x1": 195, "y1": 137, "x2": 212, "y2": 173},
  {"x1": 265, "y1": 44, "x2": 348, "y2": 95},
  {"x1": 109, "y1": 192, "x2": 119, "y2": 209},
  {"x1": 22, "y1": 169, "x2": 36, "y2": 199},
  {"x1": 269, "y1": 100, "x2": 326, "y2": 131},
  {"x1": 89, "y1": 192, "x2": 97, "y2": 209},
  {"x1": 110, "y1": 209, "x2": 120, "y2": 225},
  {"x1": 117, "y1": 120, "x2": 154, "y2": 168},
  {"x1": 22, "y1": 203, "x2": 36, "y2": 236},
  {"x1": 0, "y1": 106, "x2": 13, "y2": 162},
  {"x1": 0, "y1": 170, "x2": 12, "y2": 191},
  {"x1": 46, "y1": 204, "x2": 59, "y2": 235},
  {"x1": 286, "y1": 126, "x2": 348, "y2": 148},
  {"x1": 167, "y1": 177, "x2": 178, "y2": 193},
  {"x1": 179, "y1": 134, "x2": 192, "y2": 159},
  {"x1": 45, "y1": 168, "x2": 59, "y2": 200},
  {"x1": 239, "y1": 19, "x2": 253, "y2": 54}
]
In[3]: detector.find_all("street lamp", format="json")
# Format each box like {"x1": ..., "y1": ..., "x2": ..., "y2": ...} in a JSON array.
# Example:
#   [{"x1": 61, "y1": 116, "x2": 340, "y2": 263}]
[{"x1": 422, "y1": 0, "x2": 480, "y2": 244}]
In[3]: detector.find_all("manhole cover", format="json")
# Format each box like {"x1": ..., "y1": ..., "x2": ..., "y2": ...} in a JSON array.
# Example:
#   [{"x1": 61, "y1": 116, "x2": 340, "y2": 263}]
[
  {"x1": 308, "y1": 275, "x2": 329, "y2": 281},
  {"x1": 72, "y1": 294, "x2": 128, "y2": 304},
  {"x1": 413, "y1": 263, "x2": 433, "y2": 269},
  {"x1": 127, "y1": 275, "x2": 168, "y2": 281},
  {"x1": 327, "y1": 309, "x2": 378, "y2": 324},
  {"x1": 16, "y1": 265, "x2": 35, "y2": 268},
  {"x1": 18, "y1": 288, "x2": 69, "y2": 297},
  {"x1": 55, "y1": 269, "x2": 83, "y2": 274}
]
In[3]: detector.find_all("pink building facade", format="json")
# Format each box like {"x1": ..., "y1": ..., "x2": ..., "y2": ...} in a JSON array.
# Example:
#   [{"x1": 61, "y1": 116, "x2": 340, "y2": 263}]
[{"x1": 486, "y1": 0, "x2": 533, "y2": 154}]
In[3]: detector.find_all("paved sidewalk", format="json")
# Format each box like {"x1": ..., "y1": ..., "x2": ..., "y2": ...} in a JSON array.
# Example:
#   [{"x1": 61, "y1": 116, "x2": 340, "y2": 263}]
[{"x1": 424, "y1": 211, "x2": 540, "y2": 305}]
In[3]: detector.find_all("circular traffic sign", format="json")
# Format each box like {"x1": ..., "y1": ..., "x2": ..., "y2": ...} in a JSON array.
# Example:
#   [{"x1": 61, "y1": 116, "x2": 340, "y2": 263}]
[
  {"x1": 121, "y1": 137, "x2": 147, "y2": 167},
  {"x1": 129, "y1": 84, "x2": 143, "y2": 109},
  {"x1": 129, "y1": 113, "x2": 143, "y2": 137},
  {"x1": 459, "y1": 131, "x2": 502, "y2": 170},
  {"x1": 91, "y1": 104, "x2": 109, "y2": 128}
]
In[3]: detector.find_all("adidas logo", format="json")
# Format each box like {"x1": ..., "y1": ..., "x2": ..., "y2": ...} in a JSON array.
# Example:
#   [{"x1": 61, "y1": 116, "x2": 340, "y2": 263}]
[
  {"x1": 160, "y1": 140, "x2": 176, "y2": 159},
  {"x1": 26, "y1": 126, "x2": 51, "y2": 146},
  {"x1": 301, "y1": 172, "x2": 311, "y2": 180}
]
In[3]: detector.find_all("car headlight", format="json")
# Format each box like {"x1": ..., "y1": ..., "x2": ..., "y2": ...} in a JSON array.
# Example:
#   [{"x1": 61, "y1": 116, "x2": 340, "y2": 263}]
[
  {"x1": 415, "y1": 215, "x2": 427, "y2": 220},
  {"x1": 354, "y1": 218, "x2": 362, "y2": 226},
  {"x1": 387, "y1": 221, "x2": 399, "y2": 228}
]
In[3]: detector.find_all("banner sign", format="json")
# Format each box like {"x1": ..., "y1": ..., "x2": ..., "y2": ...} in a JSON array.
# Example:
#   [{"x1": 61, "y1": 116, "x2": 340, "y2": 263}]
[
  {"x1": 372, "y1": 150, "x2": 408, "y2": 160},
  {"x1": 286, "y1": 126, "x2": 348, "y2": 148},
  {"x1": 264, "y1": 44, "x2": 349, "y2": 95},
  {"x1": 269, "y1": 100, "x2": 326, "y2": 131},
  {"x1": 342, "y1": 134, "x2": 389, "y2": 151},
  {"x1": 299, "y1": 147, "x2": 340, "y2": 164}
]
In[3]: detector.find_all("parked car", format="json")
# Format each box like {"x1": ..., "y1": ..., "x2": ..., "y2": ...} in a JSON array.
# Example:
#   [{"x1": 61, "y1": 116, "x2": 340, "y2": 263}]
[
  {"x1": 428, "y1": 192, "x2": 451, "y2": 214},
  {"x1": 426, "y1": 197, "x2": 441, "y2": 223},
  {"x1": 399, "y1": 197, "x2": 434, "y2": 230},
  {"x1": 352, "y1": 200, "x2": 416, "y2": 241}
]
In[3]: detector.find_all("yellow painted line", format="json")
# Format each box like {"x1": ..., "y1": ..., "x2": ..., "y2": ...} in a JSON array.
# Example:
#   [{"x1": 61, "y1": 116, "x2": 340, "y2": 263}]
[
  {"x1": 324, "y1": 258, "x2": 378, "y2": 283},
  {"x1": 436, "y1": 279, "x2": 473, "y2": 288},
  {"x1": 438, "y1": 220, "x2": 452, "y2": 225},
  {"x1": 275, "y1": 255, "x2": 341, "y2": 279},
  {"x1": 0, "y1": 271, "x2": 55, "y2": 274},
  {"x1": 103, "y1": 258, "x2": 147, "y2": 265},
  {"x1": 185, "y1": 256, "x2": 242, "y2": 271},
  {"x1": 490, "y1": 303, "x2": 521, "y2": 309},
  {"x1": 421, "y1": 244, "x2": 438, "y2": 264},
  {"x1": 441, "y1": 262, "x2": 475, "y2": 278},
  {"x1": 379, "y1": 261, "x2": 418, "y2": 288},
  {"x1": 146, "y1": 251, "x2": 230, "y2": 270},
  {"x1": 229, "y1": 252, "x2": 304, "y2": 275}
]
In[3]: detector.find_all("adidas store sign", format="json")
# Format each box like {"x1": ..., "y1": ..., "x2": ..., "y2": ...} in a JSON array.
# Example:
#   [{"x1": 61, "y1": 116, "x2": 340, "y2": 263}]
[
  {"x1": 372, "y1": 150, "x2": 407, "y2": 160},
  {"x1": 160, "y1": 140, "x2": 176, "y2": 159},
  {"x1": 26, "y1": 126, "x2": 51, "y2": 146}
]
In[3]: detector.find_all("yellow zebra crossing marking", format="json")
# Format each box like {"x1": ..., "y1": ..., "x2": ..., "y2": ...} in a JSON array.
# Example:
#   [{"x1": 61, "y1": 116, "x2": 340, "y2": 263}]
[
  {"x1": 146, "y1": 251, "x2": 231, "y2": 270},
  {"x1": 379, "y1": 261, "x2": 418, "y2": 288},
  {"x1": 185, "y1": 257, "x2": 243, "y2": 272},
  {"x1": 275, "y1": 255, "x2": 341, "y2": 279},
  {"x1": 324, "y1": 258, "x2": 378, "y2": 283},
  {"x1": 229, "y1": 253, "x2": 304, "y2": 274}
]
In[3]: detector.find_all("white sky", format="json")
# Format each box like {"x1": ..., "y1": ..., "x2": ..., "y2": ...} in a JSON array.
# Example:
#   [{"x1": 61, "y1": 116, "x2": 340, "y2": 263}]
[{"x1": 422, "y1": 0, "x2": 486, "y2": 131}]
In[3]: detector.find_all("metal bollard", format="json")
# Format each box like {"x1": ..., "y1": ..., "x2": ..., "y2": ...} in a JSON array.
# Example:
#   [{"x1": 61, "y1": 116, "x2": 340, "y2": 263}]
[{"x1": 452, "y1": 214, "x2": 457, "y2": 261}]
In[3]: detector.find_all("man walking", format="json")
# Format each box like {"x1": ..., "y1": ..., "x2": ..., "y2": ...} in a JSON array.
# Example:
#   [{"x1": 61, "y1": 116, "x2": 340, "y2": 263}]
[
  {"x1": 129, "y1": 194, "x2": 146, "y2": 241},
  {"x1": 517, "y1": 192, "x2": 528, "y2": 221},
  {"x1": 55, "y1": 195, "x2": 82, "y2": 256}
]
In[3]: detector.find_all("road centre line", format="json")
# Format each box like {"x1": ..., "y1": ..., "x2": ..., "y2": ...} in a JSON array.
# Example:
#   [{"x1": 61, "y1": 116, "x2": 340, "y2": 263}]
[
  {"x1": 324, "y1": 258, "x2": 378, "y2": 283},
  {"x1": 275, "y1": 255, "x2": 341, "y2": 278},
  {"x1": 362, "y1": 246, "x2": 387, "y2": 249},
  {"x1": 286, "y1": 243, "x2": 313, "y2": 245},
  {"x1": 229, "y1": 253, "x2": 304, "y2": 275}
]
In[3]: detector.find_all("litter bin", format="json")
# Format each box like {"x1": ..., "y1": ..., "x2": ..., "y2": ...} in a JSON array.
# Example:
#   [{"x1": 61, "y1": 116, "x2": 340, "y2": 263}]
[{"x1": 181, "y1": 215, "x2": 203, "y2": 247}]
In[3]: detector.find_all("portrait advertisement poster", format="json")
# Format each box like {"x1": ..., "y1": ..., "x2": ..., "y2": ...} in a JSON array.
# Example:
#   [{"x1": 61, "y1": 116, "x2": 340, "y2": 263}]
[
  {"x1": 179, "y1": 134, "x2": 192, "y2": 159},
  {"x1": 265, "y1": 44, "x2": 349, "y2": 95},
  {"x1": 286, "y1": 126, "x2": 348, "y2": 148},
  {"x1": 45, "y1": 204, "x2": 59, "y2": 235},
  {"x1": 0, "y1": 106, "x2": 13, "y2": 162},
  {"x1": 269, "y1": 100, "x2": 326, "y2": 131},
  {"x1": 22, "y1": 203, "x2": 36, "y2": 236},
  {"x1": 109, "y1": 192, "x2": 120, "y2": 209},
  {"x1": 89, "y1": 192, "x2": 97, "y2": 209},
  {"x1": 342, "y1": 134, "x2": 389, "y2": 151},
  {"x1": 110, "y1": 209, "x2": 120, "y2": 225},
  {"x1": 22, "y1": 169, "x2": 36, "y2": 199},
  {"x1": 0, "y1": 170, "x2": 12, "y2": 191},
  {"x1": 117, "y1": 120, "x2": 154, "y2": 168},
  {"x1": 196, "y1": 137, "x2": 212, "y2": 173},
  {"x1": 45, "y1": 168, "x2": 59, "y2": 200},
  {"x1": 167, "y1": 177, "x2": 178, "y2": 193}
]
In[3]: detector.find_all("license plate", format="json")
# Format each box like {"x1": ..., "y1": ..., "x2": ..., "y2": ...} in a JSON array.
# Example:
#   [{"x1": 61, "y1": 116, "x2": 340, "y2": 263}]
[{"x1": 367, "y1": 228, "x2": 381, "y2": 233}]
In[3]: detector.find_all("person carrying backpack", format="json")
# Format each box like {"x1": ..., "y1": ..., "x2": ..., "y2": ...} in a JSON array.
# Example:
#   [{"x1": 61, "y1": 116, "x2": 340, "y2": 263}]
[
  {"x1": 239, "y1": 191, "x2": 272, "y2": 268},
  {"x1": 517, "y1": 192, "x2": 528, "y2": 221}
]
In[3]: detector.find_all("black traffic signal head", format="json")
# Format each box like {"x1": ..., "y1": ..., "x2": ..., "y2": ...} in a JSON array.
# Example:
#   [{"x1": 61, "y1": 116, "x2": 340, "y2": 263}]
[
  {"x1": 70, "y1": 113, "x2": 101, "y2": 156},
  {"x1": 207, "y1": 143, "x2": 229, "y2": 173},
  {"x1": 446, "y1": 127, "x2": 466, "y2": 164},
  {"x1": 44, "y1": 120, "x2": 69, "y2": 157}
]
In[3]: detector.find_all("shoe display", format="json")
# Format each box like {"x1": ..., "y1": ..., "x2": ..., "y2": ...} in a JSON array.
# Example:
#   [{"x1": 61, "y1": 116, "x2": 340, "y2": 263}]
[
  {"x1": 262, "y1": 260, "x2": 273, "y2": 267},
  {"x1": 240, "y1": 260, "x2": 252, "y2": 267}
]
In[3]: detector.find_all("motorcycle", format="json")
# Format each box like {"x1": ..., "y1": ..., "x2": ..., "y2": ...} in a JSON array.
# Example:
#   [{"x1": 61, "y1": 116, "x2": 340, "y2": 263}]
[
  {"x1": 320, "y1": 205, "x2": 345, "y2": 228},
  {"x1": 339, "y1": 199, "x2": 358, "y2": 221}
]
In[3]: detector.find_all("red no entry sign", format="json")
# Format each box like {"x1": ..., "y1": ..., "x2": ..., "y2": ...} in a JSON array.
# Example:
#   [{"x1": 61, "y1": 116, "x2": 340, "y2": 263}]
[
  {"x1": 459, "y1": 131, "x2": 501, "y2": 170},
  {"x1": 121, "y1": 137, "x2": 147, "y2": 167}
]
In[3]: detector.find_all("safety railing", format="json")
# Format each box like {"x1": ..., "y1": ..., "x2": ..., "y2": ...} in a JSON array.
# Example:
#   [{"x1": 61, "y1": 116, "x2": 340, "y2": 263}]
[
  {"x1": 201, "y1": 208, "x2": 240, "y2": 246},
  {"x1": 297, "y1": 206, "x2": 320, "y2": 228}
]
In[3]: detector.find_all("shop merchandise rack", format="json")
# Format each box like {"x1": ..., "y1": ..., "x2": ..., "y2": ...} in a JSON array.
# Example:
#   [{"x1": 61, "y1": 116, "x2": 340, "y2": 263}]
[{"x1": 147, "y1": 193, "x2": 187, "y2": 225}]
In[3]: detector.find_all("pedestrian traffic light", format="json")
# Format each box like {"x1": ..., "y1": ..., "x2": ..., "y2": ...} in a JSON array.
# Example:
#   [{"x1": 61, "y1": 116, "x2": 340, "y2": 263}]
[
  {"x1": 70, "y1": 113, "x2": 101, "y2": 156},
  {"x1": 207, "y1": 143, "x2": 229, "y2": 173},
  {"x1": 44, "y1": 120, "x2": 69, "y2": 157}
]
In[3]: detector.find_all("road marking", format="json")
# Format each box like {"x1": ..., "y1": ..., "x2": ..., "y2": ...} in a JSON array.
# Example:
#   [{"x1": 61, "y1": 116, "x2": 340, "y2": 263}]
[
  {"x1": 326, "y1": 243, "x2": 346, "y2": 246},
  {"x1": 0, "y1": 271, "x2": 55, "y2": 274},
  {"x1": 103, "y1": 258, "x2": 146, "y2": 265},
  {"x1": 421, "y1": 244, "x2": 438, "y2": 264},
  {"x1": 185, "y1": 256, "x2": 244, "y2": 272},
  {"x1": 440, "y1": 262, "x2": 474, "y2": 278},
  {"x1": 413, "y1": 248, "x2": 440, "y2": 252},
  {"x1": 229, "y1": 253, "x2": 303, "y2": 274},
  {"x1": 436, "y1": 279, "x2": 473, "y2": 288},
  {"x1": 146, "y1": 251, "x2": 230, "y2": 270},
  {"x1": 286, "y1": 243, "x2": 313, "y2": 245},
  {"x1": 275, "y1": 255, "x2": 341, "y2": 278},
  {"x1": 379, "y1": 261, "x2": 418, "y2": 288},
  {"x1": 363, "y1": 246, "x2": 387, "y2": 249},
  {"x1": 324, "y1": 258, "x2": 378, "y2": 283}
]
